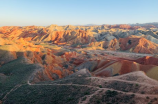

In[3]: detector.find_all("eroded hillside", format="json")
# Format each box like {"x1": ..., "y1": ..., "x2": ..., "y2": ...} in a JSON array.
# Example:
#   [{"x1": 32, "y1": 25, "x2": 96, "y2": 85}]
[{"x1": 0, "y1": 24, "x2": 158, "y2": 104}]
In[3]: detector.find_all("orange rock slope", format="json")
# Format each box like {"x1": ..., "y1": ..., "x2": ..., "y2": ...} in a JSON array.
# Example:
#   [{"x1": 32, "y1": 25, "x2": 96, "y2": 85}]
[
  {"x1": 82, "y1": 57, "x2": 158, "y2": 81},
  {"x1": 0, "y1": 26, "x2": 95, "y2": 45},
  {"x1": 119, "y1": 35, "x2": 158, "y2": 54}
]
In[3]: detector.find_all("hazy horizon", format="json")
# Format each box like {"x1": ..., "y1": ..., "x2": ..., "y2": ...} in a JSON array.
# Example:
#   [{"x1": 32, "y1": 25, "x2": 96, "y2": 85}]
[
  {"x1": 1, "y1": 22, "x2": 158, "y2": 27},
  {"x1": 1, "y1": 0, "x2": 158, "y2": 26}
]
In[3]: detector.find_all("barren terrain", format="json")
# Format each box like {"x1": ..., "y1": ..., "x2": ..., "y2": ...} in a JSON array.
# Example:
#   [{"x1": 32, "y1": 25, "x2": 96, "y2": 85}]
[{"x1": 0, "y1": 24, "x2": 158, "y2": 103}]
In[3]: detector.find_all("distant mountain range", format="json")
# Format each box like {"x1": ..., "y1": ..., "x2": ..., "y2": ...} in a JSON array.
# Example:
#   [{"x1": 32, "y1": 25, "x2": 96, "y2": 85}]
[{"x1": 85, "y1": 22, "x2": 158, "y2": 27}]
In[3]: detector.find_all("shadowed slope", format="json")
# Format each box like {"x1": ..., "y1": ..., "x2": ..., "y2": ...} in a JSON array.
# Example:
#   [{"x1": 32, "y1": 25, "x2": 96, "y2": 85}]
[{"x1": 3, "y1": 71, "x2": 158, "y2": 104}]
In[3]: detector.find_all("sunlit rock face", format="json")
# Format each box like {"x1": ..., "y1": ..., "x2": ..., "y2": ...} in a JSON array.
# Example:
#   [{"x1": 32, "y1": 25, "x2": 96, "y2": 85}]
[
  {"x1": 0, "y1": 24, "x2": 158, "y2": 82},
  {"x1": 119, "y1": 35, "x2": 158, "y2": 54}
]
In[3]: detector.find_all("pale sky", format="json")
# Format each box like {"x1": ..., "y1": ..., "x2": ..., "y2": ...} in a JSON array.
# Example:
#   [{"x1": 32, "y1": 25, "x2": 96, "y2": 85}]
[{"x1": 0, "y1": 0, "x2": 158, "y2": 26}]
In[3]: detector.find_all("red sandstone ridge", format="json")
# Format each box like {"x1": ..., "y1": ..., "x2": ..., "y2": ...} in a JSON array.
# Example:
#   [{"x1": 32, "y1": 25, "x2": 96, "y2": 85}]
[
  {"x1": 0, "y1": 26, "x2": 96, "y2": 45},
  {"x1": 135, "y1": 56, "x2": 158, "y2": 66},
  {"x1": 92, "y1": 59, "x2": 158, "y2": 79},
  {"x1": 109, "y1": 24, "x2": 137, "y2": 30},
  {"x1": 119, "y1": 35, "x2": 158, "y2": 54},
  {"x1": 119, "y1": 24, "x2": 132, "y2": 29},
  {"x1": 50, "y1": 30, "x2": 96, "y2": 45}
]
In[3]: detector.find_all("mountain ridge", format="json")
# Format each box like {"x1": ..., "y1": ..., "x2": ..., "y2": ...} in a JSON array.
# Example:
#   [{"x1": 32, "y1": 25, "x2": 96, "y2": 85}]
[{"x1": 0, "y1": 24, "x2": 158, "y2": 103}]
